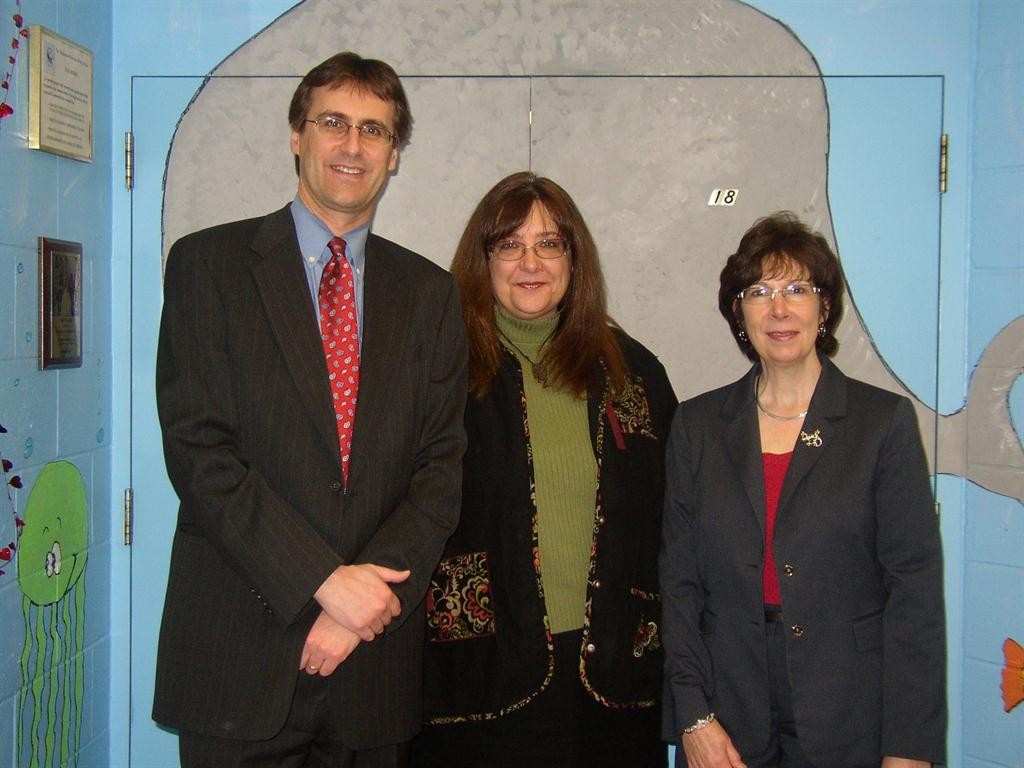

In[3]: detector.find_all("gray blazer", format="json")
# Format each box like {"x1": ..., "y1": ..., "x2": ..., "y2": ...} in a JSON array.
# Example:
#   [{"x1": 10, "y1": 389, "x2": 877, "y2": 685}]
[
  {"x1": 152, "y1": 205, "x2": 467, "y2": 747},
  {"x1": 660, "y1": 357, "x2": 946, "y2": 766}
]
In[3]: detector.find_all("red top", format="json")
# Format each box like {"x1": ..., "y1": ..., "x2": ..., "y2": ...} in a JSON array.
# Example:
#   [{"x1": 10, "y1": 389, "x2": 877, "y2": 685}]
[{"x1": 762, "y1": 451, "x2": 793, "y2": 605}]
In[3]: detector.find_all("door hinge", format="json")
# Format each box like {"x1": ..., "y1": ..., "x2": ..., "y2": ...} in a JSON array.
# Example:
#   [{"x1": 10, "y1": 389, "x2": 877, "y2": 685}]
[
  {"x1": 123, "y1": 487, "x2": 133, "y2": 545},
  {"x1": 939, "y1": 133, "x2": 948, "y2": 194},
  {"x1": 124, "y1": 131, "x2": 134, "y2": 191}
]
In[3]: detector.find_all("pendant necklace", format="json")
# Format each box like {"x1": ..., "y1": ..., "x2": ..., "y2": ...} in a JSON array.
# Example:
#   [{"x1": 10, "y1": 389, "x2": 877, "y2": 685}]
[
  {"x1": 499, "y1": 329, "x2": 550, "y2": 385},
  {"x1": 755, "y1": 375, "x2": 808, "y2": 421}
]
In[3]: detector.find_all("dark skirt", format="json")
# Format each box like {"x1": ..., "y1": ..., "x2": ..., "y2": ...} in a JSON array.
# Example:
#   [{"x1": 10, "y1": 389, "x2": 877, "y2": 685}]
[{"x1": 412, "y1": 630, "x2": 667, "y2": 768}]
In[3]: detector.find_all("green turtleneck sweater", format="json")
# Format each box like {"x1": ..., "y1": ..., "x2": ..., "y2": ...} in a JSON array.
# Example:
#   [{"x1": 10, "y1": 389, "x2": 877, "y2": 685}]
[{"x1": 495, "y1": 307, "x2": 596, "y2": 634}]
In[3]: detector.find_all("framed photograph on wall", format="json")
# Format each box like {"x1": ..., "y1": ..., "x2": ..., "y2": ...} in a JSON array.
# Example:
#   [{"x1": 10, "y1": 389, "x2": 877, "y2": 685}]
[{"x1": 39, "y1": 237, "x2": 83, "y2": 369}]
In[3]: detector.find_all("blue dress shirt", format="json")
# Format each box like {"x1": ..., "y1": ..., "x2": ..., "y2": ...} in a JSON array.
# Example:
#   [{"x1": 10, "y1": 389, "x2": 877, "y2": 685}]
[{"x1": 290, "y1": 196, "x2": 367, "y2": 344}]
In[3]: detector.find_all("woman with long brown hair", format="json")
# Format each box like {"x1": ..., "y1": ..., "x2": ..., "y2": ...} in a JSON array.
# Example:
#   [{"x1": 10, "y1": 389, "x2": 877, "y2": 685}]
[{"x1": 412, "y1": 172, "x2": 676, "y2": 766}]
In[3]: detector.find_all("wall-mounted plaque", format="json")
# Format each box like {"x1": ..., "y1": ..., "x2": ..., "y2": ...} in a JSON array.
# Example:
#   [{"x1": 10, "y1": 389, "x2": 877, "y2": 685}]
[
  {"x1": 28, "y1": 25, "x2": 93, "y2": 162},
  {"x1": 39, "y1": 237, "x2": 83, "y2": 369}
]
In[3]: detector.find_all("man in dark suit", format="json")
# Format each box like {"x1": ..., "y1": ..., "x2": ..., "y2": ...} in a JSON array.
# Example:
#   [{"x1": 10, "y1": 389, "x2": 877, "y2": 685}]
[{"x1": 152, "y1": 52, "x2": 467, "y2": 767}]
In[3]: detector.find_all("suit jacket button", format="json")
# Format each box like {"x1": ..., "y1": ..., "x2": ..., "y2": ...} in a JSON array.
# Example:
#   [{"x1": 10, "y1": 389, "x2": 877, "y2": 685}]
[
  {"x1": 783, "y1": 564, "x2": 795, "y2": 577},
  {"x1": 592, "y1": 579, "x2": 602, "y2": 589},
  {"x1": 585, "y1": 643, "x2": 597, "y2": 654},
  {"x1": 791, "y1": 624, "x2": 805, "y2": 637},
  {"x1": 329, "y1": 479, "x2": 342, "y2": 492}
]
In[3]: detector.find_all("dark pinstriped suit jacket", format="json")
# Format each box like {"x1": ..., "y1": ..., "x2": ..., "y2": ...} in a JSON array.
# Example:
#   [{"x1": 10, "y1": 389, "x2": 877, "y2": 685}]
[{"x1": 152, "y1": 205, "x2": 467, "y2": 748}]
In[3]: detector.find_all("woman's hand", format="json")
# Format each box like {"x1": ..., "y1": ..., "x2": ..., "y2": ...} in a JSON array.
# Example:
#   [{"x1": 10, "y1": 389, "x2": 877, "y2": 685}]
[
  {"x1": 681, "y1": 721, "x2": 747, "y2": 768},
  {"x1": 881, "y1": 758, "x2": 930, "y2": 768}
]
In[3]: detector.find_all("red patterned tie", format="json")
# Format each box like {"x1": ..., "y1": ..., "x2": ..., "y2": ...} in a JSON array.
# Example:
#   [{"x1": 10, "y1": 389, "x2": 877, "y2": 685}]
[{"x1": 319, "y1": 237, "x2": 360, "y2": 485}]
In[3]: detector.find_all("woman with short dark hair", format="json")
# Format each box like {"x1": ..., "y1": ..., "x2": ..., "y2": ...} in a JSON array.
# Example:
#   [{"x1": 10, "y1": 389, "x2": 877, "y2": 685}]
[{"x1": 660, "y1": 211, "x2": 946, "y2": 768}]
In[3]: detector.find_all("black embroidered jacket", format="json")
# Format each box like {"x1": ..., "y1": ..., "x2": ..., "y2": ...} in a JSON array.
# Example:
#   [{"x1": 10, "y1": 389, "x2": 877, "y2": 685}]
[{"x1": 422, "y1": 329, "x2": 678, "y2": 723}]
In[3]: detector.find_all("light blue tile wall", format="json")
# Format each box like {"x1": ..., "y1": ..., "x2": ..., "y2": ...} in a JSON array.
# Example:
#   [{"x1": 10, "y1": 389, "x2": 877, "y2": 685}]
[
  {"x1": 970, "y1": 169, "x2": 1023, "y2": 271},
  {"x1": 964, "y1": 758, "x2": 1010, "y2": 768},
  {"x1": 964, "y1": 656, "x2": 1022, "y2": 766},
  {"x1": 968, "y1": 266, "x2": 1024, "y2": 362},
  {"x1": 963, "y1": 2, "x2": 1024, "y2": 766},
  {"x1": 965, "y1": 485, "x2": 1024, "y2": 568},
  {"x1": 0, "y1": 0, "x2": 112, "y2": 766}
]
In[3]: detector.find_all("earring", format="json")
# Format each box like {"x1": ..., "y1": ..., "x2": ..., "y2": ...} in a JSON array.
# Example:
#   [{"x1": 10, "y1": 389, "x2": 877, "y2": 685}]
[
  {"x1": 737, "y1": 329, "x2": 748, "y2": 342},
  {"x1": 818, "y1": 323, "x2": 826, "y2": 338}
]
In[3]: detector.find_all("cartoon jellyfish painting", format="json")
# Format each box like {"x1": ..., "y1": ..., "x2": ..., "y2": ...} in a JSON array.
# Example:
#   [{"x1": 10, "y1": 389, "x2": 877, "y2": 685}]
[{"x1": 17, "y1": 461, "x2": 88, "y2": 768}]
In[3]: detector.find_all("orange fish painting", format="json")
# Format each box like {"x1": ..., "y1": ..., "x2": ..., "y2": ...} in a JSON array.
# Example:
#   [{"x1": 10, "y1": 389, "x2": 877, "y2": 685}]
[{"x1": 1002, "y1": 638, "x2": 1024, "y2": 713}]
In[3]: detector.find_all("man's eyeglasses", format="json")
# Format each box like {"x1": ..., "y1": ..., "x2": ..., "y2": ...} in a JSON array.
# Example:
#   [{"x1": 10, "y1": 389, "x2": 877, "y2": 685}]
[
  {"x1": 489, "y1": 238, "x2": 568, "y2": 261},
  {"x1": 737, "y1": 282, "x2": 822, "y2": 305},
  {"x1": 304, "y1": 115, "x2": 396, "y2": 146}
]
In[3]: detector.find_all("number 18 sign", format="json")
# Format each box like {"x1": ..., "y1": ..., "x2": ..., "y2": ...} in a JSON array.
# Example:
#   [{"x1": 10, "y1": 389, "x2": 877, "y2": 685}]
[{"x1": 707, "y1": 189, "x2": 738, "y2": 206}]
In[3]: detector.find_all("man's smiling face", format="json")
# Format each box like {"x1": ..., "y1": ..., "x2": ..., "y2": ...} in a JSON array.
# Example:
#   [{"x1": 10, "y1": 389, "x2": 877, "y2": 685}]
[{"x1": 291, "y1": 83, "x2": 399, "y2": 233}]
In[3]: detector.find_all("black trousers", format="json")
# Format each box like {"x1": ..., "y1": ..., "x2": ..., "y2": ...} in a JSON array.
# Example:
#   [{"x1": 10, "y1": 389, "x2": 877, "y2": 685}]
[
  {"x1": 742, "y1": 620, "x2": 816, "y2": 768},
  {"x1": 179, "y1": 671, "x2": 408, "y2": 768},
  {"x1": 412, "y1": 629, "x2": 667, "y2": 768}
]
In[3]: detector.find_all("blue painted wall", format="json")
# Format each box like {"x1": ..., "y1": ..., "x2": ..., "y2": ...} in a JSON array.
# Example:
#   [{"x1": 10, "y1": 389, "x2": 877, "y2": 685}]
[
  {"x1": 0, "y1": 1, "x2": 113, "y2": 766},
  {"x1": 0, "y1": 0, "x2": 1020, "y2": 766},
  {"x1": 962, "y1": 3, "x2": 1024, "y2": 767}
]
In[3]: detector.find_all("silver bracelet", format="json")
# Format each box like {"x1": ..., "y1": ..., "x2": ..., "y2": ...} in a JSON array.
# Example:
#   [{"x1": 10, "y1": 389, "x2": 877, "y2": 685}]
[{"x1": 682, "y1": 712, "x2": 716, "y2": 734}]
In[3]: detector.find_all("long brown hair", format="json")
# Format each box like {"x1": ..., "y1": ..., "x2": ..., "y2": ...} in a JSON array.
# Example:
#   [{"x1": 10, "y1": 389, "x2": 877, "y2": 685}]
[{"x1": 451, "y1": 172, "x2": 626, "y2": 398}]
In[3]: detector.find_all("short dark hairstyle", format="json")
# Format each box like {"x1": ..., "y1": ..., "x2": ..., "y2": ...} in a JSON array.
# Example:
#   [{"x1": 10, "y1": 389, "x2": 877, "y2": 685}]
[
  {"x1": 288, "y1": 51, "x2": 412, "y2": 145},
  {"x1": 451, "y1": 171, "x2": 626, "y2": 398},
  {"x1": 718, "y1": 211, "x2": 845, "y2": 362}
]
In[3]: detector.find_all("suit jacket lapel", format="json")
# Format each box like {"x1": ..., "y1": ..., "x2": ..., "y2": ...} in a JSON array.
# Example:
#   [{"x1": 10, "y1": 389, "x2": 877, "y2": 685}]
[
  {"x1": 347, "y1": 235, "x2": 413, "y2": 484},
  {"x1": 776, "y1": 356, "x2": 845, "y2": 513},
  {"x1": 249, "y1": 206, "x2": 339, "y2": 461},
  {"x1": 723, "y1": 366, "x2": 767, "y2": 534}
]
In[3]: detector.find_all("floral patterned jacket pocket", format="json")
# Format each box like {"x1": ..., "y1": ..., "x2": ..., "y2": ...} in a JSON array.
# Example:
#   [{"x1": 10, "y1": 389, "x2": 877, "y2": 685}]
[
  {"x1": 426, "y1": 551, "x2": 497, "y2": 642},
  {"x1": 629, "y1": 587, "x2": 661, "y2": 659},
  {"x1": 610, "y1": 375, "x2": 656, "y2": 440}
]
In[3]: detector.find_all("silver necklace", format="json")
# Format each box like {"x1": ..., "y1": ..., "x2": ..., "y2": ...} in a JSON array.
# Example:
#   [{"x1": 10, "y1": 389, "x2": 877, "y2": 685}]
[
  {"x1": 755, "y1": 375, "x2": 808, "y2": 421},
  {"x1": 499, "y1": 330, "x2": 549, "y2": 384}
]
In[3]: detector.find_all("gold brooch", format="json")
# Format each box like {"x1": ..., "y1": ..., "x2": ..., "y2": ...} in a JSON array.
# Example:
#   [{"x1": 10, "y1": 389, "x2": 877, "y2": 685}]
[{"x1": 799, "y1": 429, "x2": 822, "y2": 448}]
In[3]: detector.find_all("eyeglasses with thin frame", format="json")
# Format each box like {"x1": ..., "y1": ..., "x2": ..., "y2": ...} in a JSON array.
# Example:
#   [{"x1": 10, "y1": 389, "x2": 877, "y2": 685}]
[
  {"x1": 304, "y1": 114, "x2": 396, "y2": 146},
  {"x1": 489, "y1": 238, "x2": 568, "y2": 261},
  {"x1": 737, "y1": 281, "x2": 822, "y2": 305}
]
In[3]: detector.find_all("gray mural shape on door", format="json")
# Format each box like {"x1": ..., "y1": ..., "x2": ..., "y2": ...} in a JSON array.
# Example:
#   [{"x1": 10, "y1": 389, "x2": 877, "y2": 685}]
[{"x1": 159, "y1": 0, "x2": 1021, "y2": 503}]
